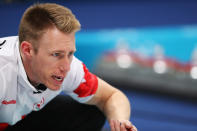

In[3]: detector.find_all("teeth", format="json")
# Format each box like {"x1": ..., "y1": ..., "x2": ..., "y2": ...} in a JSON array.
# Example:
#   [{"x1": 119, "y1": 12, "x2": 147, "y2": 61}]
[{"x1": 53, "y1": 76, "x2": 63, "y2": 81}]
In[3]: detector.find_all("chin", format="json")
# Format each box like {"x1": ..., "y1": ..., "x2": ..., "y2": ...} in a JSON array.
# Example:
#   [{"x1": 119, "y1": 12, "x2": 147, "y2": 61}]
[{"x1": 48, "y1": 85, "x2": 61, "y2": 91}]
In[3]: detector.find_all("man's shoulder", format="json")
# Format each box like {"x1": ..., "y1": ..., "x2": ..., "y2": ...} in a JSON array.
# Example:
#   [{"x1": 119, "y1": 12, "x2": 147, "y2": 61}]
[
  {"x1": 0, "y1": 36, "x2": 18, "y2": 63},
  {"x1": 68, "y1": 56, "x2": 84, "y2": 78},
  {"x1": 0, "y1": 36, "x2": 18, "y2": 46},
  {"x1": 0, "y1": 36, "x2": 19, "y2": 81},
  {"x1": 0, "y1": 36, "x2": 18, "y2": 53}
]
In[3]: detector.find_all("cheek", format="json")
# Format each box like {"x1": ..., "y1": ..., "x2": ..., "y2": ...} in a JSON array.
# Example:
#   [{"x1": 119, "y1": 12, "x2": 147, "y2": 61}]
[
  {"x1": 43, "y1": 63, "x2": 58, "y2": 76},
  {"x1": 38, "y1": 57, "x2": 55, "y2": 69},
  {"x1": 32, "y1": 59, "x2": 50, "y2": 75},
  {"x1": 34, "y1": 56, "x2": 60, "y2": 75}
]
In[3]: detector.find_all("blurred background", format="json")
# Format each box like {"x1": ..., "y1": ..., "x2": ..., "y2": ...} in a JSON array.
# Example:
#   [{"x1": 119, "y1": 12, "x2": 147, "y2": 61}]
[{"x1": 1, "y1": 0, "x2": 197, "y2": 130}]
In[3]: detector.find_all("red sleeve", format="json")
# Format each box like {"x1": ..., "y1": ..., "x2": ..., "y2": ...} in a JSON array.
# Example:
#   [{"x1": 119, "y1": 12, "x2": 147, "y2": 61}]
[
  {"x1": 74, "y1": 63, "x2": 98, "y2": 97},
  {"x1": 0, "y1": 123, "x2": 9, "y2": 131}
]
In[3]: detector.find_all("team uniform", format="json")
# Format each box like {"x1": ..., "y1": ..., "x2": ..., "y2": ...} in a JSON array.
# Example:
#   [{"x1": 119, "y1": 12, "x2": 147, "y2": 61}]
[{"x1": 0, "y1": 36, "x2": 98, "y2": 130}]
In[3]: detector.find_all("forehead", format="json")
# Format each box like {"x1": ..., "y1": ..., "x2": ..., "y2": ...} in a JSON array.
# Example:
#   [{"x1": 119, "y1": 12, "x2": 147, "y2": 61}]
[{"x1": 38, "y1": 27, "x2": 76, "y2": 51}]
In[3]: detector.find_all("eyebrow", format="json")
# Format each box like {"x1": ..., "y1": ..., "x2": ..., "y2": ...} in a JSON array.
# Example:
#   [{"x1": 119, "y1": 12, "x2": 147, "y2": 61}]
[{"x1": 51, "y1": 49, "x2": 76, "y2": 53}]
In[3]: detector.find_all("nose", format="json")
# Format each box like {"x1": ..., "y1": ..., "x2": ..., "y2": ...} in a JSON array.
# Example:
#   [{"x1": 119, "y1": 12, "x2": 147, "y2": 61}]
[{"x1": 60, "y1": 57, "x2": 71, "y2": 73}]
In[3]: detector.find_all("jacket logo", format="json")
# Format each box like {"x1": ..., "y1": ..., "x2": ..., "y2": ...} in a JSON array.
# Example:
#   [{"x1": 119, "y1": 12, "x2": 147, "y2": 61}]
[
  {"x1": 33, "y1": 97, "x2": 45, "y2": 110},
  {"x1": 1, "y1": 100, "x2": 16, "y2": 105}
]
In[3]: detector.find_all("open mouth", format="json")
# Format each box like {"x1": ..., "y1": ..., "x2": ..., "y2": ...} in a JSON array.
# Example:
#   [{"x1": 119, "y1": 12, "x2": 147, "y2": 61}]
[{"x1": 52, "y1": 75, "x2": 64, "y2": 82}]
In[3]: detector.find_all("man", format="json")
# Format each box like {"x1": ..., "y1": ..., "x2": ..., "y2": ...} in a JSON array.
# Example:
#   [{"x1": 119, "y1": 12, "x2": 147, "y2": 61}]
[{"x1": 0, "y1": 3, "x2": 137, "y2": 131}]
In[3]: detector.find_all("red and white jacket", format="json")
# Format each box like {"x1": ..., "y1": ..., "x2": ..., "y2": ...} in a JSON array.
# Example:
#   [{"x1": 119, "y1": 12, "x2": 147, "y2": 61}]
[{"x1": 0, "y1": 36, "x2": 98, "y2": 130}]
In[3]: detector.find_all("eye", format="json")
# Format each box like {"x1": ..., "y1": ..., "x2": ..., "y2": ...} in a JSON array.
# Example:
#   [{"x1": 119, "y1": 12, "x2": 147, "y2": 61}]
[
  {"x1": 52, "y1": 53, "x2": 60, "y2": 57},
  {"x1": 68, "y1": 52, "x2": 74, "y2": 57}
]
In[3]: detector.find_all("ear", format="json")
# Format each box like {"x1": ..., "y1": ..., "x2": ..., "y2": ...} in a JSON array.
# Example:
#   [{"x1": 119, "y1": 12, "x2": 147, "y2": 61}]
[{"x1": 20, "y1": 41, "x2": 34, "y2": 58}]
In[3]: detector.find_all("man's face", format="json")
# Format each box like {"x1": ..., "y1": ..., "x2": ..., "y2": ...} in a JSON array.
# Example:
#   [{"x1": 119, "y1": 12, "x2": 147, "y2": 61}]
[{"x1": 30, "y1": 27, "x2": 76, "y2": 90}]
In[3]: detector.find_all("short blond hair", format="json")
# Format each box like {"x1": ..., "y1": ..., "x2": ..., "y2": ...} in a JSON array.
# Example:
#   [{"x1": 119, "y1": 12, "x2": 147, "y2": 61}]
[{"x1": 18, "y1": 3, "x2": 81, "y2": 52}]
